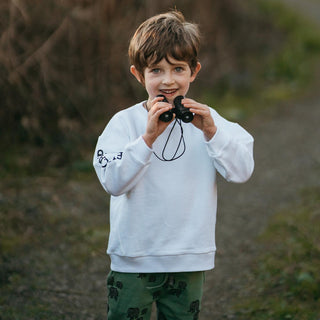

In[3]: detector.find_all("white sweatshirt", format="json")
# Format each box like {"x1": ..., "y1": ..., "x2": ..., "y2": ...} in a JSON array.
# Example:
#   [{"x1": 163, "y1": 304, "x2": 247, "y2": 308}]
[{"x1": 93, "y1": 101, "x2": 254, "y2": 273}]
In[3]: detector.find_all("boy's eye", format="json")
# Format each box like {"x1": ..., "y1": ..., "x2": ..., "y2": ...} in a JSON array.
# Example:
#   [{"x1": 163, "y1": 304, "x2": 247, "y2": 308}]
[
  {"x1": 151, "y1": 68, "x2": 161, "y2": 73},
  {"x1": 175, "y1": 67, "x2": 184, "y2": 72}
]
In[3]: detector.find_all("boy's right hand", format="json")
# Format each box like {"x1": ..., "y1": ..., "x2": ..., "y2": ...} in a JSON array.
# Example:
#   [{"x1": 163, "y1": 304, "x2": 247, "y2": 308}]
[{"x1": 142, "y1": 96, "x2": 174, "y2": 148}]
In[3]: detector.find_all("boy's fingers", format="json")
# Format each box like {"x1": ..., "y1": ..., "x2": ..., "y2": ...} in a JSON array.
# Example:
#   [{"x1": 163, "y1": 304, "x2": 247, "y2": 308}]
[{"x1": 150, "y1": 102, "x2": 171, "y2": 115}]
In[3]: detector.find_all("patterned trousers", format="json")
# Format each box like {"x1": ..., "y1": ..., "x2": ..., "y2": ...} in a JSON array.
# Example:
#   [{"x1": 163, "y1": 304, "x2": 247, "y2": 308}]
[{"x1": 107, "y1": 271, "x2": 205, "y2": 320}]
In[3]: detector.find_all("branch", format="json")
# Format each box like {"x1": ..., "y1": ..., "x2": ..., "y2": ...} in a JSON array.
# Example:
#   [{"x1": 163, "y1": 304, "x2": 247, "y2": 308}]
[
  {"x1": 11, "y1": 0, "x2": 30, "y2": 23},
  {"x1": 8, "y1": 15, "x2": 70, "y2": 84}
]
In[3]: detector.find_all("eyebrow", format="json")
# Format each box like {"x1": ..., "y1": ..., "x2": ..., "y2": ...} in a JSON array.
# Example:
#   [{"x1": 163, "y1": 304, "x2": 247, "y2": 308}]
[{"x1": 149, "y1": 61, "x2": 188, "y2": 68}]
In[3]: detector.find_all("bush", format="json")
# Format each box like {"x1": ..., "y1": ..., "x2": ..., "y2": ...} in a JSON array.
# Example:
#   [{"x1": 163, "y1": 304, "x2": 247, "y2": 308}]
[{"x1": 0, "y1": 0, "x2": 296, "y2": 171}]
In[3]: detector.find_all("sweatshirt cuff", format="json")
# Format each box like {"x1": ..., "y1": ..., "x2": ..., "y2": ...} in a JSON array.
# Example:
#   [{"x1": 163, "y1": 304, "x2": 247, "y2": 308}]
[
  {"x1": 205, "y1": 126, "x2": 231, "y2": 157},
  {"x1": 130, "y1": 136, "x2": 153, "y2": 164}
]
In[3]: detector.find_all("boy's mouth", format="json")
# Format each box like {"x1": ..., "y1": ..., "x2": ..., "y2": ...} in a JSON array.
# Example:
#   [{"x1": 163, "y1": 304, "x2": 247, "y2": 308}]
[{"x1": 159, "y1": 89, "x2": 178, "y2": 96}]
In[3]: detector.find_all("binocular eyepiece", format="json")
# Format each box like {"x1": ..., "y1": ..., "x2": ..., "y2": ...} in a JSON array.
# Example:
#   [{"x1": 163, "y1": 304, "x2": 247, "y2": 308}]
[{"x1": 157, "y1": 95, "x2": 194, "y2": 123}]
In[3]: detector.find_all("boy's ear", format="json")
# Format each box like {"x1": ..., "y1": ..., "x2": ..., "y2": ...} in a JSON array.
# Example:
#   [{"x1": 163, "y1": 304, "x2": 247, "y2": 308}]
[
  {"x1": 130, "y1": 65, "x2": 145, "y2": 86},
  {"x1": 190, "y1": 62, "x2": 201, "y2": 83}
]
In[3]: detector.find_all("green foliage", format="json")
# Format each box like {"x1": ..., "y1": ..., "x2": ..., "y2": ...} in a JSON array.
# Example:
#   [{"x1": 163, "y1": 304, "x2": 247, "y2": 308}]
[
  {"x1": 259, "y1": 0, "x2": 320, "y2": 82},
  {"x1": 234, "y1": 187, "x2": 320, "y2": 319},
  {"x1": 202, "y1": 0, "x2": 320, "y2": 121}
]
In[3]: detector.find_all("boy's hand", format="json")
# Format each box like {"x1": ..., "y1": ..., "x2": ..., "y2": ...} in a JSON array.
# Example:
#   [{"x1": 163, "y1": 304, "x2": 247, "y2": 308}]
[
  {"x1": 182, "y1": 98, "x2": 217, "y2": 141},
  {"x1": 142, "y1": 96, "x2": 174, "y2": 148}
]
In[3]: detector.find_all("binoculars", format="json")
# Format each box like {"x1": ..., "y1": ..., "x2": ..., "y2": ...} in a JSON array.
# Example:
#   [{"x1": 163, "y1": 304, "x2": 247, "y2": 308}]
[{"x1": 157, "y1": 95, "x2": 194, "y2": 123}]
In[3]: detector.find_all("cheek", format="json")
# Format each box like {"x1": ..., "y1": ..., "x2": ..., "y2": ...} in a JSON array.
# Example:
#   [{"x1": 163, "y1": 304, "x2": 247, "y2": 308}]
[
  {"x1": 181, "y1": 81, "x2": 191, "y2": 94},
  {"x1": 145, "y1": 79, "x2": 158, "y2": 94}
]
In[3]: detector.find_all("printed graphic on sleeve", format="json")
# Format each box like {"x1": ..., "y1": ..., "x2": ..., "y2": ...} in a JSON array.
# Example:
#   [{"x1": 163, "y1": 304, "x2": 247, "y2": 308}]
[{"x1": 97, "y1": 149, "x2": 123, "y2": 167}]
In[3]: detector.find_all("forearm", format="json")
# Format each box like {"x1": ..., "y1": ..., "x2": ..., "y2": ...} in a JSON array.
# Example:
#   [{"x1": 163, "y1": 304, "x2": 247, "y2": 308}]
[
  {"x1": 203, "y1": 125, "x2": 217, "y2": 141},
  {"x1": 142, "y1": 133, "x2": 156, "y2": 148}
]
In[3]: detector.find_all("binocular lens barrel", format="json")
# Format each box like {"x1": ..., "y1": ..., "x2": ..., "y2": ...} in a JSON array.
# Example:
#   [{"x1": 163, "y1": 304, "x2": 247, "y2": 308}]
[
  {"x1": 157, "y1": 95, "x2": 193, "y2": 123},
  {"x1": 173, "y1": 96, "x2": 193, "y2": 123},
  {"x1": 157, "y1": 95, "x2": 173, "y2": 122}
]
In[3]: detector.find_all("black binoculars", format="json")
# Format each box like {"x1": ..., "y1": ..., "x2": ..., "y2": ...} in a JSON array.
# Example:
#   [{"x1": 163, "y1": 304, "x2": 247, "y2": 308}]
[{"x1": 157, "y1": 95, "x2": 194, "y2": 123}]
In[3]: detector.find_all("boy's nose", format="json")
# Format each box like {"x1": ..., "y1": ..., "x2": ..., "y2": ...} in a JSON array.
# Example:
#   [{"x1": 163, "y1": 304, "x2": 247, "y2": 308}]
[{"x1": 162, "y1": 73, "x2": 175, "y2": 85}]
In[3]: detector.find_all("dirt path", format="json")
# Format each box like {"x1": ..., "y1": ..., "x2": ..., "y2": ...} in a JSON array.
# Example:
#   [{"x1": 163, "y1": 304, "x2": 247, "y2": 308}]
[{"x1": 199, "y1": 1, "x2": 320, "y2": 318}]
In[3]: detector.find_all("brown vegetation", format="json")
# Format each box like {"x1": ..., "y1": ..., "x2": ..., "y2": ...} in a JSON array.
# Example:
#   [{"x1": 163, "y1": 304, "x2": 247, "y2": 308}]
[{"x1": 0, "y1": 0, "x2": 277, "y2": 170}]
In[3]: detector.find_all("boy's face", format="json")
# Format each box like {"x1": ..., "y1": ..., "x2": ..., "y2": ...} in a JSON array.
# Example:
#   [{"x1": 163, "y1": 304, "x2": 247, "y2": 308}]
[{"x1": 131, "y1": 56, "x2": 201, "y2": 104}]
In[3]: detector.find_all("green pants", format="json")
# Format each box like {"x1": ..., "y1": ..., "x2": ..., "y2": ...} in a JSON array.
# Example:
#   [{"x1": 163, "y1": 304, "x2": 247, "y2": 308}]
[{"x1": 107, "y1": 271, "x2": 205, "y2": 320}]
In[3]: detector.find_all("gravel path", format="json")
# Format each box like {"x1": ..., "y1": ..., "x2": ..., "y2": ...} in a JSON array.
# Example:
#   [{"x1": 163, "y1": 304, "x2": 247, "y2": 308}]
[{"x1": 199, "y1": 1, "x2": 320, "y2": 318}]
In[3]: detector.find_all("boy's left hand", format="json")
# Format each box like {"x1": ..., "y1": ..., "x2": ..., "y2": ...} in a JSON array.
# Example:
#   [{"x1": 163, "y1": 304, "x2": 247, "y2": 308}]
[{"x1": 182, "y1": 98, "x2": 217, "y2": 141}]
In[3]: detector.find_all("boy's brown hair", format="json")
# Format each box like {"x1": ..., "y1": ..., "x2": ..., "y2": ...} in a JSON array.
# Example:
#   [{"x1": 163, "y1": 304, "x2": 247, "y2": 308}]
[{"x1": 128, "y1": 11, "x2": 200, "y2": 76}]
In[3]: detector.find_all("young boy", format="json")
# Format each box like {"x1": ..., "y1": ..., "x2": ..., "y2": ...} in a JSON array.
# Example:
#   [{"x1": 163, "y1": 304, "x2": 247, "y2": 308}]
[{"x1": 93, "y1": 11, "x2": 254, "y2": 320}]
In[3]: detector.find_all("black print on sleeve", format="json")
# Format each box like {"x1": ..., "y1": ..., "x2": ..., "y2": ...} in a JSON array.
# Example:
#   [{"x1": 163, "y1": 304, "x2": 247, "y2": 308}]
[{"x1": 97, "y1": 149, "x2": 123, "y2": 167}]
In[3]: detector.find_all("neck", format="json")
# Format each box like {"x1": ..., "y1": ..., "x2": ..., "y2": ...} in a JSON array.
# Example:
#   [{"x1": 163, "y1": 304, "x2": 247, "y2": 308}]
[{"x1": 143, "y1": 101, "x2": 149, "y2": 111}]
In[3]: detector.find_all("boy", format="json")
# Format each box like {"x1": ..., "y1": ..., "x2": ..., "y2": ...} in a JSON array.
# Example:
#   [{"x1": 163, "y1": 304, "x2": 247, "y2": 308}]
[{"x1": 93, "y1": 10, "x2": 254, "y2": 320}]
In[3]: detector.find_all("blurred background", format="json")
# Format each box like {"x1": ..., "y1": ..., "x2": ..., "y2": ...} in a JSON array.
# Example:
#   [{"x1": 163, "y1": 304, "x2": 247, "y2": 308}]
[
  {"x1": 1, "y1": 0, "x2": 319, "y2": 319},
  {"x1": 2, "y1": 0, "x2": 317, "y2": 170}
]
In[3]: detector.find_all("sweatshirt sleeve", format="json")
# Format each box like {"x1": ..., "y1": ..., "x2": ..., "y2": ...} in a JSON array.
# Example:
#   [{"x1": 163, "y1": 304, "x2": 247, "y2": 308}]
[
  {"x1": 93, "y1": 113, "x2": 153, "y2": 196},
  {"x1": 205, "y1": 110, "x2": 254, "y2": 183}
]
